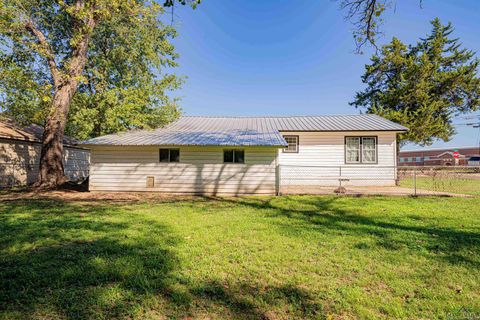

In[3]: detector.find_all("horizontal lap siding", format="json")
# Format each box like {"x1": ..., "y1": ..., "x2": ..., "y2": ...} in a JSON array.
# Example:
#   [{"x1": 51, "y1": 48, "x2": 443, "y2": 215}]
[
  {"x1": 278, "y1": 131, "x2": 397, "y2": 187},
  {"x1": 89, "y1": 146, "x2": 278, "y2": 195},
  {"x1": 0, "y1": 138, "x2": 89, "y2": 187}
]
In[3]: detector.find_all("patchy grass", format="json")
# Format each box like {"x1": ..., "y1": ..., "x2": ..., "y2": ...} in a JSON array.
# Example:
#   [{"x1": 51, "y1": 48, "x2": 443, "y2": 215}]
[
  {"x1": 400, "y1": 176, "x2": 480, "y2": 196},
  {"x1": 0, "y1": 196, "x2": 479, "y2": 319}
]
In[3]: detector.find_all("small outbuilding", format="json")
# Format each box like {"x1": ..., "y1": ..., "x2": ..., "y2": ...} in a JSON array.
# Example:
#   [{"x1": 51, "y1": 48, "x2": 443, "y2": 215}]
[
  {"x1": 0, "y1": 118, "x2": 90, "y2": 188},
  {"x1": 81, "y1": 115, "x2": 407, "y2": 195}
]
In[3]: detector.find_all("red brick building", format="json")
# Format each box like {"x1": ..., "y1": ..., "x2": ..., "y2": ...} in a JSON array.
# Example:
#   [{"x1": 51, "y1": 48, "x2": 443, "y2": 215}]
[{"x1": 398, "y1": 147, "x2": 480, "y2": 166}]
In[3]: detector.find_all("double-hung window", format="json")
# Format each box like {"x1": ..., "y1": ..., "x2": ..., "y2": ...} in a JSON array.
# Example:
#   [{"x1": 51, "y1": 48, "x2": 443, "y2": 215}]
[
  {"x1": 283, "y1": 135, "x2": 299, "y2": 153},
  {"x1": 224, "y1": 149, "x2": 245, "y2": 163},
  {"x1": 159, "y1": 148, "x2": 180, "y2": 163},
  {"x1": 345, "y1": 136, "x2": 377, "y2": 164}
]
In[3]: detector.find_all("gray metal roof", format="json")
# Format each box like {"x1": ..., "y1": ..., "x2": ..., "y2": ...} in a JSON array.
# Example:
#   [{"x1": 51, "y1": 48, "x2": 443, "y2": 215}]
[{"x1": 81, "y1": 115, "x2": 407, "y2": 146}]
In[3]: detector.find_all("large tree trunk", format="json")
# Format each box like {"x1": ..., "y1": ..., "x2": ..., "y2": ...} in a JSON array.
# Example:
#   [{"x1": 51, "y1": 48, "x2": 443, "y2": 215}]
[
  {"x1": 37, "y1": 82, "x2": 78, "y2": 188},
  {"x1": 34, "y1": 2, "x2": 96, "y2": 189}
]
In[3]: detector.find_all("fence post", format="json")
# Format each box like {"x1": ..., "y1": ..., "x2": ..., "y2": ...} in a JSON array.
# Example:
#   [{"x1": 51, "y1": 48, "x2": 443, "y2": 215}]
[
  {"x1": 339, "y1": 166, "x2": 342, "y2": 188},
  {"x1": 276, "y1": 163, "x2": 281, "y2": 196},
  {"x1": 413, "y1": 166, "x2": 417, "y2": 196}
]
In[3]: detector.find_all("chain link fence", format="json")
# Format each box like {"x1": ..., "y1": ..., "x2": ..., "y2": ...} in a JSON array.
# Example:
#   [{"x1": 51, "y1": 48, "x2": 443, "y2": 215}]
[
  {"x1": 397, "y1": 166, "x2": 480, "y2": 196},
  {"x1": 279, "y1": 164, "x2": 480, "y2": 197}
]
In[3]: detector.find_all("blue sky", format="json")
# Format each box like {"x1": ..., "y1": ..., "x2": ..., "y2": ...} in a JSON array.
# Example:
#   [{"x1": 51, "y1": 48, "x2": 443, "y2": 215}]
[{"x1": 169, "y1": 1, "x2": 480, "y2": 150}]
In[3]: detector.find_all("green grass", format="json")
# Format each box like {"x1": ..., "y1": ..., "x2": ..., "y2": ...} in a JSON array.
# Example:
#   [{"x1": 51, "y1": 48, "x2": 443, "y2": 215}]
[
  {"x1": 1, "y1": 196, "x2": 479, "y2": 319},
  {"x1": 400, "y1": 176, "x2": 480, "y2": 196}
]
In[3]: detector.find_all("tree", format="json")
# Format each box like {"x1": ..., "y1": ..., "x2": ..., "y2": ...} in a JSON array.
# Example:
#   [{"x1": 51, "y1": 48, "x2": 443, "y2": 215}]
[
  {"x1": 0, "y1": 0, "x2": 197, "y2": 188},
  {"x1": 339, "y1": 0, "x2": 423, "y2": 53},
  {"x1": 65, "y1": 5, "x2": 182, "y2": 140},
  {"x1": 352, "y1": 19, "x2": 480, "y2": 146}
]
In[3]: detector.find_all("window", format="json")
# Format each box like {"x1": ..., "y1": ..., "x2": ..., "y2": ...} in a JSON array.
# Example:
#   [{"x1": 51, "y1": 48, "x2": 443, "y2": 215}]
[
  {"x1": 283, "y1": 135, "x2": 299, "y2": 153},
  {"x1": 345, "y1": 136, "x2": 377, "y2": 164},
  {"x1": 362, "y1": 137, "x2": 376, "y2": 163},
  {"x1": 400, "y1": 157, "x2": 405, "y2": 163},
  {"x1": 224, "y1": 149, "x2": 245, "y2": 163},
  {"x1": 159, "y1": 148, "x2": 180, "y2": 163},
  {"x1": 416, "y1": 156, "x2": 422, "y2": 162},
  {"x1": 345, "y1": 137, "x2": 361, "y2": 163},
  {"x1": 424, "y1": 156, "x2": 430, "y2": 160}
]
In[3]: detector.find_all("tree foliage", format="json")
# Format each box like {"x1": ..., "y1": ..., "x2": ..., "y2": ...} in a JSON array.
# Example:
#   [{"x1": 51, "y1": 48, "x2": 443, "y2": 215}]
[
  {"x1": 0, "y1": 0, "x2": 189, "y2": 140},
  {"x1": 0, "y1": 0, "x2": 197, "y2": 187},
  {"x1": 66, "y1": 3, "x2": 183, "y2": 140},
  {"x1": 352, "y1": 19, "x2": 480, "y2": 145}
]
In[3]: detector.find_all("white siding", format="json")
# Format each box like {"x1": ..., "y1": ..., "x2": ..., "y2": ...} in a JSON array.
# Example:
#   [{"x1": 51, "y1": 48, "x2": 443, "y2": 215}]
[
  {"x1": 89, "y1": 146, "x2": 278, "y2": 195},
  {"x1": 0, "y1": 138, "x2": 90, "y2": 187},
  {"x1": 278, "y1": 131, "x2": 398, "y2": 188}
]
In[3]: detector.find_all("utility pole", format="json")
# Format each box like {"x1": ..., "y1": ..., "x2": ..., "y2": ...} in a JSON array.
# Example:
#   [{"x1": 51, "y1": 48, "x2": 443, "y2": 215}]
[{"x1": 457, "y1": 115, "x2": 480, "y2": 155}]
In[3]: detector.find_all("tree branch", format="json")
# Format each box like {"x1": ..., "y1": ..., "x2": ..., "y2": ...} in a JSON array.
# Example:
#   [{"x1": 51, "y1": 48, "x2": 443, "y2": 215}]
[
  {"x1": 25, "y1": 19, "x2": 62, "y2": 88},
  {"x1": 66, "y1": 0, "x2": 97, "y2": 82}
]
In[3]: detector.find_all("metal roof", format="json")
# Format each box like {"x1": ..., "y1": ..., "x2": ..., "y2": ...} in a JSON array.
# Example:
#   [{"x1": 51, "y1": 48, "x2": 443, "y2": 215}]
[{"x1": 81, "y1": 115, "x2": 408, "y2": 146}]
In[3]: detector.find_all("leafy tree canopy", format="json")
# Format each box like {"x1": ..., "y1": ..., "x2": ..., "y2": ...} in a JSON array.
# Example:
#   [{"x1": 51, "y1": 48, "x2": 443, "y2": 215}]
[
  {"x1": 352, "y1": 18, "x2": 480, "y2": 146},
  {"x1": 0, "y1": 0, "x2": 191, "y2": 140}
]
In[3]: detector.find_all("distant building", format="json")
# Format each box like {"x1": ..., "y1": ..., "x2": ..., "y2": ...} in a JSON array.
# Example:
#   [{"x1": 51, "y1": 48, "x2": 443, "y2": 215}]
[{"x1": 398, "y1": 147, "x2": 480, "y2": 166}]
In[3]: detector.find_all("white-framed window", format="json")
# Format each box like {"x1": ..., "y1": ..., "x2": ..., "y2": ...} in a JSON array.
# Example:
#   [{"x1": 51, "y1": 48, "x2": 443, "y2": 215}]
[
  {"x1": 283, "y1": 135, "x2": 299, "y2": 153},
  {"x1": 224, "y1": 149, "x2": 245, "y2": 163},
  {"x1": 159, "y1": 148, "x2": 180, "y2": 163},
  {"x1": 362, "y1": 137, "x2": 377, "y2": 163},
  {"x1": 345, "y1": 137, "x2": 361, "y2": 163},
  {"x1": 345, "y1": 136, "x2": 377, "y2": 164}
]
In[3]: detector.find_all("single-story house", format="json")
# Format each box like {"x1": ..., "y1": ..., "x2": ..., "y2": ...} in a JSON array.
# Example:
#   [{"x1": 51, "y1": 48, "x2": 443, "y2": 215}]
[
  {"x1": 0, "y1": 118, "x2": 90, "y2": 188},
  {"x1": 80, "y1": 115, "x2": 407, "y2": 195}
]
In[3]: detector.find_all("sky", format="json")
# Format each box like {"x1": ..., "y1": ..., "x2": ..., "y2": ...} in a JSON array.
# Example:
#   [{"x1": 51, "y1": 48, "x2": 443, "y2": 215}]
[{"x1": 168, "y1": 0, "x2": 480, "y2": 150}]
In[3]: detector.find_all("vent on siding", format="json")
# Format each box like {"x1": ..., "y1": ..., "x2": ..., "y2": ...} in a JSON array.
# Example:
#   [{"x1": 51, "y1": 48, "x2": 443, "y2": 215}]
[{"x1": 146, "y1": 176, "x2": 154, "y2": 188}]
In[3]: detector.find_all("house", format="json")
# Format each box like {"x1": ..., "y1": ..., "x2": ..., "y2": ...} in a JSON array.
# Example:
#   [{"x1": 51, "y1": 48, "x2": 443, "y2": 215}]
[
  {"x1": 0, "y1": 118, "x2": 90, "y2": 188},
  {"x1": 398, "y1": 147, "x2": 480, "y2": 167},
  {"x1": 80, "y1": 115, "x2": 408, "y2": 195}
]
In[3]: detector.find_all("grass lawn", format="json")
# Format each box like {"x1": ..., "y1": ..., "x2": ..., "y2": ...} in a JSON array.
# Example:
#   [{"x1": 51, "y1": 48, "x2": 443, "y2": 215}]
[
  {"x1": 399, "y1": 176, "x2": 480, "y2": 196},
  {"x1": 1, "y1": 195, "x2": 479, "y2": 319}
]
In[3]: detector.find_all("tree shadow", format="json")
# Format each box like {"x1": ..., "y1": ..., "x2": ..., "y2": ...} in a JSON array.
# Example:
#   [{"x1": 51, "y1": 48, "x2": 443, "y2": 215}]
[
  {"x1": 214, "y1": 196, "x2": 480, "y2": 268},
  {"x1": 0, "y1": 199, "x2": 181, "y2": 319},
  {"x1": 0, "y1": 198, "x2": 326, "y2": 319},
  {"x1": 190, "y1": 280, "x2": 323, "y2": 319}
]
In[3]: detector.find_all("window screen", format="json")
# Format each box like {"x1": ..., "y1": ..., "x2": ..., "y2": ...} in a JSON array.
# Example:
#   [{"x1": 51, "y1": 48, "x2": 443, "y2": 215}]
[
  {"x1": 159, "y1": 149, "x2": 170, "y2": 162},
  {"x1": 224, "y1": 149, "x2": 244, "y2": 163},
  {"x1": 346, "y1": 137, "x2": 361, "y2": 163},
  {"x1": 283, "y1": 136, "x2": 299, "y2": 153},
  {"x1": 169, "y1": 149, "x2": 180, "y2": 162},
  {"x1": 159, "y1": 149, "x2": 180, "y2": 163},
  {"x1": 362, "y1": 137, "x2": 376, "y2": 163},
  {"x1": 345, "y1": 136, "x2": 377, "y2": 164}
]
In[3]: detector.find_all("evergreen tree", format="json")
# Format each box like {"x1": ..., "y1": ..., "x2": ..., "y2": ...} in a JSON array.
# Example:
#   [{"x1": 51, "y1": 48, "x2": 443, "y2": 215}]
[{"x1": 352, "y1": 19, "x2": 480, "y2": 145}]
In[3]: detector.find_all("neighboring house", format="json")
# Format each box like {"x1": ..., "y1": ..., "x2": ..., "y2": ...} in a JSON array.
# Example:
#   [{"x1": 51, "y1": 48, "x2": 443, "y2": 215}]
[
  {"x1": 0, "y1": 118, "x2": 90, "y2": 188},
  {"x1": 81, "y1": 115, "x2": 407, "y2": 195},
  {"x1": 399, "y1": 147, "x2": 480, "y2": 167}
]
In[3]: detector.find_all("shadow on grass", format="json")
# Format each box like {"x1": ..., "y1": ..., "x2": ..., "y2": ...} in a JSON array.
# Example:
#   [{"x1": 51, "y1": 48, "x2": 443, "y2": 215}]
[
  {"x1": 0, "y1": 199, "x2": 325, "y2": 319},
  {"x1": 213, "y1": 196, "x2": 480, "y2": 268}
]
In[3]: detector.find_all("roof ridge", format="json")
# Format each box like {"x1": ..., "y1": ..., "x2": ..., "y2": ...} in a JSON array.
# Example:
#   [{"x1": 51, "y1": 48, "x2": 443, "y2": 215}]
[{"x1": 180, "y1": 114, "x2": 377, "y2": 118}]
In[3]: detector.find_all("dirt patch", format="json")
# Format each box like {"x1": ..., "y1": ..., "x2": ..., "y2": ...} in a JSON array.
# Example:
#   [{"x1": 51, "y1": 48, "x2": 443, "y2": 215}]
[{"x1": 0, "y1": 188, "x2": 202, "y2": 203}]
